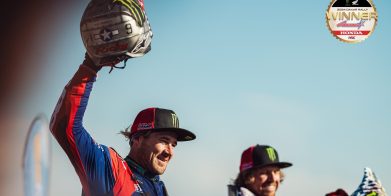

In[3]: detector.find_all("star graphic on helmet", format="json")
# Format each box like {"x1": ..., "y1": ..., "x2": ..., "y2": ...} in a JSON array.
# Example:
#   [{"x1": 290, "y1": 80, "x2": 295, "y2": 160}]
[{"x1": 100, "y1": 29, "x2": 112, "y2": 41}]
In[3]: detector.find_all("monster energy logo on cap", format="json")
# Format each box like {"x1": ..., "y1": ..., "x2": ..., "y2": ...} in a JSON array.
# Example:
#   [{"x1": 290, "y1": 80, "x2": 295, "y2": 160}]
[
  {"x1": 130, "y1": 108, "x2": 196, "y2": 141},
  {"x1": 239, "y1": 145, "x2": 292, "y2": 172},
  {"x1": 171, "y1": 113, "x2": 179, "y2": 127},
  {"x1": 266, "y1": 147, "x2": 277, "y2": 161}
]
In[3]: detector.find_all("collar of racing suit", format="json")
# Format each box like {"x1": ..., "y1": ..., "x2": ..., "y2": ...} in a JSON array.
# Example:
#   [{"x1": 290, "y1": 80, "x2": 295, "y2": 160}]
[
  {"x1": 125, "y1": 156, "x2": 161, "y2": 182},
  {"x1": 228, "y1": 185, "x2": 256, "y2": 196}
]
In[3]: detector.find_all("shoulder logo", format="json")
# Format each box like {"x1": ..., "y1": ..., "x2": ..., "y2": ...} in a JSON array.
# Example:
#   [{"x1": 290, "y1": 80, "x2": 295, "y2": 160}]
[{"x1": 134, "y1": 183, "x2": 144, "y2": 193}]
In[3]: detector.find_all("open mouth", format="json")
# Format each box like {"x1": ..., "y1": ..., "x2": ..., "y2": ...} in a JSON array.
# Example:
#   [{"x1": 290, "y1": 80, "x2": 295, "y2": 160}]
[
  {"x1": 262, "y1": 184, "x2": 276, "y2": 192},
  {"x1": 157, "y1": 154, "x2": 170, "y2": 163}
]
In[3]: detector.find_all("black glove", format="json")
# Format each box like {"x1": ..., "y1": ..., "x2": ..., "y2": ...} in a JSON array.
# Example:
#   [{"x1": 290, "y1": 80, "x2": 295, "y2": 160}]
[{"x1": 83, "y1": 53, "x2": 102, "y2": 73}]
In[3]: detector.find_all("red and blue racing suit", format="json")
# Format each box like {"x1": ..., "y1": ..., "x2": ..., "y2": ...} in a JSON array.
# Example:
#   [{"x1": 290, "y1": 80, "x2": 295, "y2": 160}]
[{"x1": 50, "y1": 64, "x2": 168, "y2": 196}]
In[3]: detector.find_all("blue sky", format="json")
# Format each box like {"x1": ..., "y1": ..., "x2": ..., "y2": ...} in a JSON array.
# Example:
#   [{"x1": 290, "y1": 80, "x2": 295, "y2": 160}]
[{"x1": 17, "y1": 0, "x2": 391, "y2": 195}]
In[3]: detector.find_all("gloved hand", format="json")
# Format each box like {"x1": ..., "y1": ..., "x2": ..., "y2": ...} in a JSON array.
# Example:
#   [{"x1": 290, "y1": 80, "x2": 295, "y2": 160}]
[{"x1": 83, "y1": 53, "x2": 102, "y2": 73}]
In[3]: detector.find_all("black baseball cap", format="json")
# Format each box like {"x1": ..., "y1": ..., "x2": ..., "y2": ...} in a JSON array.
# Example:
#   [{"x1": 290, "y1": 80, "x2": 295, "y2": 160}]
[
  {"x1": 130, "y1": 108, "x2": 196, "y2": 141},
  {"x1": 240, "y1": 145, "x2": 292, "y2": 172}
]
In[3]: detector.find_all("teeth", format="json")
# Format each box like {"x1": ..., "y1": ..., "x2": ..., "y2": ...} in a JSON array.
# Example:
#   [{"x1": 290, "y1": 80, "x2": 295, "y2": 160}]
[{"x1": 158, "y1": 157, "x2": 168, "y2": 162}]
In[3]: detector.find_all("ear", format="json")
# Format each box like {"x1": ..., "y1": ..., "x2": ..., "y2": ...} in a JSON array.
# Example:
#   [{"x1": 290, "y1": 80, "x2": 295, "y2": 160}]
[{"x1": 131, "y1": 136, "x2": 144, "y2": 148}]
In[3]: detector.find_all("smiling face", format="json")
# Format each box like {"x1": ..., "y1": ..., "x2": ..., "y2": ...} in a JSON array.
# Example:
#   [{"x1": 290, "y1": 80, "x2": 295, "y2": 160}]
[
  {"x1": 130, "y1": 131, "x2": 178, "y2": 175},
  {"x1": 245, "y1": 166, "x2": 283, "y2": 196}
]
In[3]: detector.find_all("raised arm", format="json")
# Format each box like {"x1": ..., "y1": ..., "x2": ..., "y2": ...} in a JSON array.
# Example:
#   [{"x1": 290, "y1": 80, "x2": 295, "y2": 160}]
[{"x1": 49, "y1": 59, "x2": 116, "y2": 195}]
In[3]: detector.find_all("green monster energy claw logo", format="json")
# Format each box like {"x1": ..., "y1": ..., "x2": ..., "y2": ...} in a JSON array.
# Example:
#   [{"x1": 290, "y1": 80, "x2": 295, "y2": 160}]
[
  {"x1": 113, "y1": 0, "x2": 146, "y2": 26},
  {"x1": 266, "y1": 147, "x2": 277, "y2": 161},
  {"x1": 367, "y1": 191, "x2": 378, "y2": 196},
  {"x1": 171, "y1": 113, "x2": 179, "y2": 127}
]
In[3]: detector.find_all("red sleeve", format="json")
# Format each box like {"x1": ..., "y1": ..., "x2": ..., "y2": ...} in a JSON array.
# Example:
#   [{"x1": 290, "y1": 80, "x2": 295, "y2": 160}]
[{"x1": 50, "y1": 65, "x2": 115, "y2": 195}]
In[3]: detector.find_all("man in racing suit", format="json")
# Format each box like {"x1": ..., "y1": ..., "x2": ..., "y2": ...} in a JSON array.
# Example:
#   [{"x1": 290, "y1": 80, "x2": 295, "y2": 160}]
[{"x1": 50, "y1": 55, "x2": 196, "y2": 196}]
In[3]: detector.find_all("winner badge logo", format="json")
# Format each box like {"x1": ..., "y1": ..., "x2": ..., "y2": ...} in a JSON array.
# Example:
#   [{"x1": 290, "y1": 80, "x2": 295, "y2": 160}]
[{"x1": 326, "y1": 0, "x2": 378, "y2": 43}]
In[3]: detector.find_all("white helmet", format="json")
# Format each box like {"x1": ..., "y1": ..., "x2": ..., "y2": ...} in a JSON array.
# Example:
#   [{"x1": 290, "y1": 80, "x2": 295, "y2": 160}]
[{"x1": 80, "y1": 0, "x2": 153, "y2": 66}]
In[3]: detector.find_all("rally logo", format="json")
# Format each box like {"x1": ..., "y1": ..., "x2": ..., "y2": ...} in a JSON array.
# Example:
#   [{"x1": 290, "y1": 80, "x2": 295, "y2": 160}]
[
  {"x1": 241, "y1": 162, "x2": 253, "y2": 171},
  {"x1": 137, "y1": 123, "x2": 153, "y2": 130},
  {"x1": 326, "y1": 0, "x2": 378, "y2": 43}
]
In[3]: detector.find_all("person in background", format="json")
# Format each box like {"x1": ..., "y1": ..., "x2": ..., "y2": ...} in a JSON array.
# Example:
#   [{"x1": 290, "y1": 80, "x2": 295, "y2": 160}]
[{"x1": 228, "y1": 145, "x2": 292, "y2": 196}]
